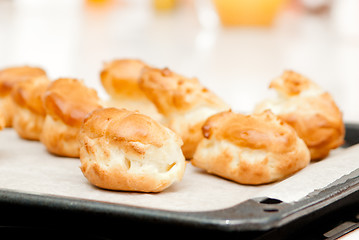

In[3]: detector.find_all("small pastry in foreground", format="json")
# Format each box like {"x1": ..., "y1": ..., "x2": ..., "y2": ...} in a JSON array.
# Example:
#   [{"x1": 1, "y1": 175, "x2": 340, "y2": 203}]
[
  {"x1": 139, "y1": 67, "x2": 230, "y2": 159},
  {"x1": 11, "y1": 76, "x2": 50, "y2": 140},
  {"x1": 192, "y1": 110, "x2": 310, "y2": 185},
  {"x1": 100, "y1": 59, "x2": 163, "y2": 122},
  {"x1": 0, "y1": 66, "x2": 47, "y2": 127},
  {"x1": 41, "y1": 78, "x2": 102, "y2": 157},
  {"x1": 254, "y1": 70, "x2": 345, "y2": 160},
  {"x1": 79, "y1": 108, "x2": 186, "y2": 192}
]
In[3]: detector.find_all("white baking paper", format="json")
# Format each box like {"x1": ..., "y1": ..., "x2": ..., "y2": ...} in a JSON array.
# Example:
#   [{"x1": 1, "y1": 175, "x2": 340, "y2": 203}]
[{"x1": 0, "y1": 129, "x2": 358, "y2": 212}]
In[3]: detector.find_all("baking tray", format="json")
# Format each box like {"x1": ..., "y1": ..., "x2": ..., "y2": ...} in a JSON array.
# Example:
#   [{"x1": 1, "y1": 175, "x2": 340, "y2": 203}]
[{"x1": 1, "y1": 124, "x2": 359, "y2": 239}]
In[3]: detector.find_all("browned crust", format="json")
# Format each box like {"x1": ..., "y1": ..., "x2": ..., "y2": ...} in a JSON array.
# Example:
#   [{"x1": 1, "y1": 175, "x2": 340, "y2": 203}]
[
  {"x1": 202, "y1": 110, "x2": 298, "y2": 153},
  {"x1": 264, "y1": 70, "x2": 345, "y2": 160},
  {"x1": 269, "y1": 70, "x2": 318, "y2": 96},
  {"x1": 139, "y1": 67, "x2": 229, "y2": 115},
  {"x1": 11, "y1": 76, "x2": 50, "y2": 116},
  {"x1": 100, "y1": 59, "x2": 148, "y2": 99},
  {"x1": 0, "y1": 66, "x2": 46, "y2": 97},
  {"x1": 277, "y1": 93, "x2": 345, "y2": 160},
  {"x1": 42, "y1": 78, "x2": 102, "y2": 127},
  {"x1": 81, "y1": 107, "x2": 170, "y2": 148}
]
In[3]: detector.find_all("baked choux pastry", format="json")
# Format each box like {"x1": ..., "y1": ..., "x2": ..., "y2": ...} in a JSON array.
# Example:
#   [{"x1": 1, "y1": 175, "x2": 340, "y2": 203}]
[
  {"x1": 139, "y1": 67, "x2": 230, "y2": 159},
  {"x1": 0, "y1": 66, "x2": 47, "y2": 127},
  {"x1": 254, "y1": 70, "x2": 345, "y2": 160},
  {"x1": 41, "y1": 78, "x2": 102, "y2": 157},
  {"x1": 0, "y1": 110, "x2": 5, "y2": 131},
  {"x1": 192, "y1": 110, "x2": 310, "y2": 185},
  {"x1": 100, "y1": 59, "x2": 163, "y2": 122},
  {"x1": 79, "y1": 108, "x2": 186, "y2": 192},
  {"x1": 11, "y1": 76, "x2": 50, "y2": 140}
]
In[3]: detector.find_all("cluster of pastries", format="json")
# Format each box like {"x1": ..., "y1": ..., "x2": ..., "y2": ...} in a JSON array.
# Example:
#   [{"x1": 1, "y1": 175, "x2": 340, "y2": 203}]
[
  {"x1": 0, "y1": 62, "x2": 345, "y2": 191},
  {"x1": 193, "y1": 70, "x2": 344, "y2": 184},
  {"x1": 0, "y1": 64, "x2": 187, "y2": 192},
  {"x1": 0, "y1": 66, "x2": 47, "y2": 127},
  {"x1": 0, "y1": 67, "x2": 103, "y2": 157},
  {"x1": 100, "y1": 60, "x2": 230, "y2": 159}
]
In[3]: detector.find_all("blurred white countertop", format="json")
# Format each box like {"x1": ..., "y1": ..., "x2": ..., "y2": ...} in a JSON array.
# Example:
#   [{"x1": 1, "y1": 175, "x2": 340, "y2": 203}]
[{"x1": 0, "y1": 0, "x2": 358, "y2": 123}]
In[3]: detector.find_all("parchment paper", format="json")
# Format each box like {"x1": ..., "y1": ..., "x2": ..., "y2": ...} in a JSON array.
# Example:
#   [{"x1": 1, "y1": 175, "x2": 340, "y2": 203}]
[{"x1": 1, "y1": 129, "x2": 358, "y2": 212}]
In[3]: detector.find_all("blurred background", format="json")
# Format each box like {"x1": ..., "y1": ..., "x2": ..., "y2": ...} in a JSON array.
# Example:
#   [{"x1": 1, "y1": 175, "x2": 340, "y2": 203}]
[{"x1": 0, "y1": 0, "x2": 358, "y2": 122}]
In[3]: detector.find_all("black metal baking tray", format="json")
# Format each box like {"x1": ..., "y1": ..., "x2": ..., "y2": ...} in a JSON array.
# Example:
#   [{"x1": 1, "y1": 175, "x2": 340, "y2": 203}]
[{"x1": 1, "y1": 124, "x2": 359, "y2": 239}]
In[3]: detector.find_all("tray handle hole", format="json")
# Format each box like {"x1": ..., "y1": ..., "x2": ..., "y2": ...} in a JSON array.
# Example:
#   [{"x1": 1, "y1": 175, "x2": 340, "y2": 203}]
[
  {"x1": 259, "y1": 198, "x2": 282, "y2": 204},
  {"x1": 263, "y1": 208, "x2": 279, "y2": 213}
]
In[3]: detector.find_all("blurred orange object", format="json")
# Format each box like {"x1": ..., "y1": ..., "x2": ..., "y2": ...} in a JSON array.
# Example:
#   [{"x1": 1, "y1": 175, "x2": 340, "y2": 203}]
[
  {"x1": 85, "y1": 0, "x2": 117, "y2": 8},
  {"x1": 213, "y1": 0, "x2": 286, "y2": 26},
  {"x1": 153, "y1": 0, "x2": 177, "y2": 11},
  {"x1": 86, "y1": 0, "x2": 110, "y2": 4}
]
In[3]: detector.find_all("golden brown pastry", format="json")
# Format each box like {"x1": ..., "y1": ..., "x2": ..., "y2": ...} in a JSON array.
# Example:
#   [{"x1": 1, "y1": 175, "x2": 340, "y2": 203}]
[
  {"x1": 192, "y1": 110, "x2": 310, "y2": 185},
  {"x1": 0, "y1": 66, "x2": 47, "y2": 127},
  {"x1": 79, "y1": 108, "x2": 186, "y2": 192},
  {"x1": 139, "y1": 67, "x2": 230, "y2": 159},
  {"x1": 0, "y1": 110, "x2": 5, "y2": 131},
  {"x1": 254, "y1": 70, "x2": 345, "y2": 160},
  {"x1": 100, "y1": 59, "x2": 163, "y2": 122},
  {"x1": 11, "y1": 76, "x2": 50, "y2": 140},
  {"x1": 41, "y1": 78, "x2": 102, "y2": 157}
]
